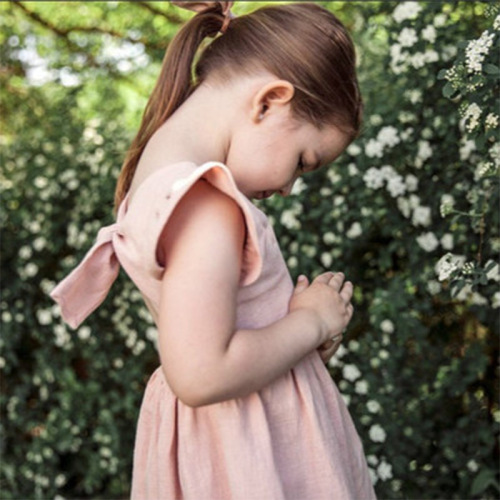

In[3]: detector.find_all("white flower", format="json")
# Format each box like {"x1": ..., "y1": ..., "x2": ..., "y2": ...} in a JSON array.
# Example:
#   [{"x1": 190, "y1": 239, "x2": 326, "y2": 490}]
[
  {"x1": 435, "y1": 253, "x2": 466, "y2": 281},
  {"x1": 379, "y1": 349, "x2": 389, "y2": 360},
  {"x1": 346, "y1": 222, "x2": 362, "y2": 239},
  {"x1": 422, "y1": 25, "x2": 437, "y2": 43},
  {"x1": 291, "y1": 177, "x2": 306, "y2": 195},
  {"x1": 390, "y1": 43, "x2": 407, "y2": 70},
  {"x1": 412, "y1": 205, "x2": 432, "y2": 227},
  {"x1": 320, "y1": 252, "x2": 333, "y2": 268},
  {"x1": 36, "y1": 309, "x2": 52, "y2": 325},
  {"x1": 365, "y1": 139, "x2": 384, "y2": 158},
  {"x1": 466, "y1": 31, "x2": 495, "y2": 73},
  {"x1": 347, "y1": 143, "x2": 361, "y2": 156},
  {"x1": 411, "y1": 52, "x2": 426, "y2": 69},
  {"x1": 113, "y1": 358, "x2": 124, "y2": 369},
  {"x1": 397, "y1": 197, "x2": 411, "y2": 218},
  {"x1": 424, "y1": 49, "x2": 439, "y2": 64},
  {"x1": 367, "y1": 400, "x2": 381, "y2": 414},
  {"x1": 323, "y1": 232, "x2": 336, "y2": 245},
  {"x1": 280, "y1": 208, "x2": 301, "y2": 230},
  {"x1": 417, "y1": 232, "x2": 439, "y2": 252},
  {"x1": 405, "y1": 89, "x2": 422, "y2": 104},
  {"x1": 380, "y1": 319, "x2": 394, "y2": 333},
  {"x1": 146, "y1": 327, "x2": 158, "y2": 347},
  {"x1": 415, "y1": 140, "x2": 433, "y2": 167},
  {"x1": 398, "y1": 27, "x2": 418, "y2": 47},
  {"x1": 492, "y1": 292, "x2": 500, "y2": 309},
  {"x1": 363, "y1": 167, "x2": 385, "y2": 189},
  {"x1": 471, "y1": 293, "x2": 488, "y2": 306},
  {"x1": 24, "y1": 263, "x2": 39, "y2": 277},
  {"x1": 462, "y1": 103, "x2": 482, "y2": 132},
  {"x1": 348, "y1": 340, "x2": 360, "y2": 352},
  {"x1": 405, "y1": 174, "x2": 419, "y2": 192},
  {"x1": 378, "y1": 126, "x2": 400, "y2": 148},
  {"x1": 348, "y1": 163, "x2": 359, "y2": 176},
  {"x1": 335, "y1": 344, "x2": 348, "y2": 359},
  {"x1": 490, "y1": 143, "x2": 500, "y2": 166},
  {"x1": 333, "y1": 195, "x2": 345, "y2": 206},
  {"x1": 377, "y1": 460, "x2": 393, "y2": 481},
  {"x1": 355, "y1": 380, "x2": 369, "y2": 395},
  {"x1": 327, "y1": 169, "x2": 341, "y2": 184},
  {"x1": 427, "y1": 280, "x2": 441, "y2": 295},
  {"x1": 380, "y1": 165, "x2": 397, "y2": 180},
  {"x1": 55, "y1": 474, "x2": 67, "y2": 487},
  {"x1": 440, "y1": 194, "x2": 455, "y2": 217},
  {"x1": 19, "y1": 245, "x2": 32, "y2": 259},
  {"x1": 460, "y1": 139, "x2": 476, "y2": 161},
  {"x1": 494, "y1": 14, "x2": 500, "y2": 31},
  {"x1": 440, "y1": 233, "x2": 454, "y2": 250},
  {"x1": 343, "y1": 364, "x2": 362, "y2": 382},
  {"x1": 486, "y1": 113, "x2": 499, "y2": 129},
  {"x1": 467, "y1": 460, "x2": 479, "y2": 473},
  {"x1": 434, "y1": 13, "x2": 447, "y2": 27},
  {"x1": 393, "y1": 2, "x2": 422, "y2": 23},
  {"x1": 369, "y1": 424, "x2": 387, "y2": 443},
  {"x1": 387, "y1": 175, "x2": 407, "y2": 198},
  {"x1": 77, "y1": 326, "x2": 91, "y2": 340}
]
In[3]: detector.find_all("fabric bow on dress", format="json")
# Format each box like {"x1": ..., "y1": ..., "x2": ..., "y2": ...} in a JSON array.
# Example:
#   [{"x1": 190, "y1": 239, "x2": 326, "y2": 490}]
[{"x1": 50, "y1": 223, "x2": 123, "y2": 329}]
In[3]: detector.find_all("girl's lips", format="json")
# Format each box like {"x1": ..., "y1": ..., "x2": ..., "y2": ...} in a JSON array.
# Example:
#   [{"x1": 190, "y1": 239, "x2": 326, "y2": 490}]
[{"x1": 258, "y1": 191, "x2": 275, "y2": 199}]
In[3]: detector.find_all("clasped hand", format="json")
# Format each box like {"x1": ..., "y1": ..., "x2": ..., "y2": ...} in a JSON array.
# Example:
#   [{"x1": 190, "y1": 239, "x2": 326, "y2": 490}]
[{"x1": 289, "y1": 271, "x2": 354, "y2": 363}]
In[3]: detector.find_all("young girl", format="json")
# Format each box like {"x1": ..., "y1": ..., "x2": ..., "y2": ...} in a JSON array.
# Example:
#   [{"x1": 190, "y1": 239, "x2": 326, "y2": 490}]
[{"x1": 50, "y1": 1, "x2": 376, "y2": 498}]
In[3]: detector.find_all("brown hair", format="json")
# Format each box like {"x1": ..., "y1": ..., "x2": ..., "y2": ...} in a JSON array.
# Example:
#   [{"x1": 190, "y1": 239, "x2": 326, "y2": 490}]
[{"x1": 114, "y1": 2, "x2": 363, "y2": 210}]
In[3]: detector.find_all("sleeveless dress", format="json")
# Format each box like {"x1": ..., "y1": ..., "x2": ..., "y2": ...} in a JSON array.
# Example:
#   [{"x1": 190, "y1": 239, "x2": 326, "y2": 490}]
[{"x1": 50, "y1": 161, "x2": 376, "y2": 500}]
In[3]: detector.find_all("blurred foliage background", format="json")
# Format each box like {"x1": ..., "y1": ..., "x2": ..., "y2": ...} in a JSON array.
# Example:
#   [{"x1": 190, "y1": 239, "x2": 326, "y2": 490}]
[{"x1": 1, "y1": 1, "x2": 499, "y2": 498}]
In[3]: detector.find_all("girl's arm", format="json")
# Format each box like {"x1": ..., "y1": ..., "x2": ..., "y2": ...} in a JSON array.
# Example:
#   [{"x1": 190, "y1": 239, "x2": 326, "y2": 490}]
[{"x1": 158, "y1": 181, "x2": 352, "y2": 407}]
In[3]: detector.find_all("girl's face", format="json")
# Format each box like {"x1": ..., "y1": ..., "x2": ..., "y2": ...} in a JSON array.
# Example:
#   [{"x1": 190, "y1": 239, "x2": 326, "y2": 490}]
[{"x1": 226, "y1": 102, "x2": 351, "y2": 200}]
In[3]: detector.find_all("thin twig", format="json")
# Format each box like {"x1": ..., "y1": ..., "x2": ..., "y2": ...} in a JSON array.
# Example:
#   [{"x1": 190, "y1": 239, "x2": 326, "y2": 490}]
[{"x1": 12, "y1": 1, "x2": 166, "y2": 51}]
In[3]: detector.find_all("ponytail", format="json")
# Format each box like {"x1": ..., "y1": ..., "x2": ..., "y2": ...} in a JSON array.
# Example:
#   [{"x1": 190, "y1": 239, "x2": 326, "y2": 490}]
[{"x1": 114, "y1": 5, "x2": 226, "y2": 211}]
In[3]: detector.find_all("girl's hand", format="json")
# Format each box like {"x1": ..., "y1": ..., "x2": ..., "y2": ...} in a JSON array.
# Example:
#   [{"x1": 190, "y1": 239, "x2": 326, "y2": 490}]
[{"x1": 289, "y1": 272, "x2": 354, "y2": 348}]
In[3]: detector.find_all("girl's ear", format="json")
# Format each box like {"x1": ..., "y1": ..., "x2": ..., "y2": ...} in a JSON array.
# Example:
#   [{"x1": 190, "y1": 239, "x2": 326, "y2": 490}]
[{"x1": 251, "y1": 80, "x2": 295, "y2": 123}]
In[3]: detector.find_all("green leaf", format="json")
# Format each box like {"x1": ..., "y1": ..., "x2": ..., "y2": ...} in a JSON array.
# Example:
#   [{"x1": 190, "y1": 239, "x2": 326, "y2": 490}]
[
  {"x1": 470, "y1": 469, "x2": 498, "y2": 496},
  {"x1": 484, "y1": 63, "x2": 500, "y2": 75},
  {"x1": 443, "y1": 82, "x2": 457, "y2": 99},
  {"x1": 484, "y1": 260, "x2": 497, "y2": 273},
  {"x1": 437, "y1": 69, "x2": 449, "y2": 80}
]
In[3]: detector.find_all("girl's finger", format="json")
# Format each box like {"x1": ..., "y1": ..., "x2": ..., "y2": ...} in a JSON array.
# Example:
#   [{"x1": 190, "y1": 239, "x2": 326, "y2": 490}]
[
  {"x1": 346, "y1": 303, "x2": 354, "y2": 321},
  {"x1": 318, "y1": 335, "x2": 343, "y2": 362},
  {"x1": 294, "y1": 275, "x2": 309, "y2": 294},
  {"x1": 340, "y1": 281, "x2": 353, "y2": 303},
  {"x1": 327, "y1": 272, "x2": 345, "y2": 291},
  {"x1": 313, "y1": 271, "x2": 335, "y2": 284}
]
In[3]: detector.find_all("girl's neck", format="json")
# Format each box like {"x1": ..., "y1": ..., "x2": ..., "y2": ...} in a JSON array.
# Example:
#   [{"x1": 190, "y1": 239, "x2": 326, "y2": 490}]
[{"x1": 128, "y1": 73, "x2": 275, "y2": 200}]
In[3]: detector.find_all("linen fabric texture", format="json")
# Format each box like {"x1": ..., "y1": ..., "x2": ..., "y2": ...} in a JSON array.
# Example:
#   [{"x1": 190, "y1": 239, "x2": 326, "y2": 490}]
[{"x1": 50, "y1": 161, "x2": 376, "y2": 500}]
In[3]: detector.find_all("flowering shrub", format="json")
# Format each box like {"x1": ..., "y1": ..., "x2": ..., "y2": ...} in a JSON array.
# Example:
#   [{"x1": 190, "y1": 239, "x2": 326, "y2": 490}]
[
  {"x1": 262, "y1": 2, "x2": 499, "y2": 498},
  {"x1": 1, "y1": 2, "x2": 498, "y2": 499}
]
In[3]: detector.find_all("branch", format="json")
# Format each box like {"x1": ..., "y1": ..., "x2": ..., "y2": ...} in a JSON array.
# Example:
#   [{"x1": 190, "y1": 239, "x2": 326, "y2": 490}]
[
  {"x1": 135, "y1": 1, "x2": 183, "y2": 24},
  {"x1": 12, "y1": 1, "x2": 167, "y2": 51}
]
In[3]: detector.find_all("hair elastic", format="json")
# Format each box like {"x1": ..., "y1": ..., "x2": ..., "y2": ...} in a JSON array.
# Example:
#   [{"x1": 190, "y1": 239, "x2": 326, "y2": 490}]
[{"x1": 171, "y1": 1, "x2": 235, "y2": 34}]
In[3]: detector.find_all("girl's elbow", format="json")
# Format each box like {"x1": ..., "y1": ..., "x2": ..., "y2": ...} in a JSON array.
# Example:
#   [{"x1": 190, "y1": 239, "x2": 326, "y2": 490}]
[{"x1": 161, "y1": 365, "x2": 225, "y2": 408}]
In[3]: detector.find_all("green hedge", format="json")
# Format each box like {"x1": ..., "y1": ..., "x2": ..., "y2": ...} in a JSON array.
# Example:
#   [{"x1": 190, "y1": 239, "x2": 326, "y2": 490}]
[{"x1": 1, "y1": 2, "x2": 499, "y2": 498}]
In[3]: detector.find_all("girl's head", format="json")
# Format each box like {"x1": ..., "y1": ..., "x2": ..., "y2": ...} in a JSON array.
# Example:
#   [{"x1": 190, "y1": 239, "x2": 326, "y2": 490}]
[{"x1": 115, "y1": 1, "x2": 363, "y2": 209}]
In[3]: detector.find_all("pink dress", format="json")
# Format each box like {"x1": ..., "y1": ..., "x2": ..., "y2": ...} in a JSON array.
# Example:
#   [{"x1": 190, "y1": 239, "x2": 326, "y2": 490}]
[{"x1": 51, "y1": 161, "x2": 376, "y2": 500}]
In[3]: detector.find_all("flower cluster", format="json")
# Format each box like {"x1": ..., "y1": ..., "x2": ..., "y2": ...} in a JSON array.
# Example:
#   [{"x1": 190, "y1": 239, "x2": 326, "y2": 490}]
[{"x1": 465, "y1": 30, "x2": 495, "y2": 73}]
